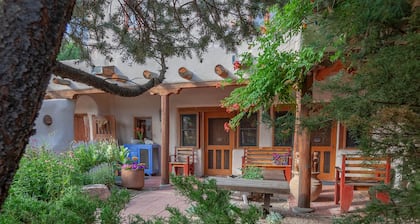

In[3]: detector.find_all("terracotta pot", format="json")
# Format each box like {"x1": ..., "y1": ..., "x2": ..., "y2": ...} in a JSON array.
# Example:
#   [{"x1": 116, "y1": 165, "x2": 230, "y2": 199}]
[
  {"x1": 289, "y1": 172, "x2": 323, "y2": 202},
  {"x1": 121, "y1": 169, "x2": 145, "y2": 189}
]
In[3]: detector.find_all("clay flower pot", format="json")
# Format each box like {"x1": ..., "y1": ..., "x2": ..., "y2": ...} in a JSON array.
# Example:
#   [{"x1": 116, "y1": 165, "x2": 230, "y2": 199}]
[{"x1": 121, "y1": 169, "x2": 145, "y2": 189}]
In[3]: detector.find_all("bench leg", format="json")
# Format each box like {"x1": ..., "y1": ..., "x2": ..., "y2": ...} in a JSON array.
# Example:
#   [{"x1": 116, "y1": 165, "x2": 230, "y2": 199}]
[
  {"x1": 334, "y1": 183, "x2": 340, "y2": 204},
  {"x1": 284, "y1": 168, "x2": 291, "y2": 183},
  {"x1": 340, "y1": 185, "x2": 354, "y2": 213},
  {"x1": 263, "y1": 193, "x2": 272, "y2": 216}
]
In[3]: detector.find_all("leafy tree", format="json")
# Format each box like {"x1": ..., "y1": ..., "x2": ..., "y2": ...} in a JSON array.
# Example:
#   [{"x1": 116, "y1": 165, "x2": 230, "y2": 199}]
[
  {"x1": 0, "y1": 0, "x2": 284, "y2": 210},
  {"x1": 222, "y1": 0, "x2": 419, "y2": 221},
  {"x1": 57, "y1": 40, "x2": 82, "y2": 61}
]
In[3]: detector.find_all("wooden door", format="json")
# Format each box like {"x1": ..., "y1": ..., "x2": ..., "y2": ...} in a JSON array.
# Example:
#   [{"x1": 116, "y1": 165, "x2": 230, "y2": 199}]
[
  {"x1": 310, "y1": 123, "x2": 337, "y2": 181},
  {"x1": 74, "y1": 113, "x2": 89, "y2": 142},
  {"x1": 204, "y1": 112, "x2": 234, "y2": 176}
]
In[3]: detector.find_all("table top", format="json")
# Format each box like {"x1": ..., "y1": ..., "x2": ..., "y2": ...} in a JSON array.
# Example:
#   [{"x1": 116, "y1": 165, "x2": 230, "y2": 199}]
[{"x1": 208, "y1": 177, "x2": 290, "y2": 194}]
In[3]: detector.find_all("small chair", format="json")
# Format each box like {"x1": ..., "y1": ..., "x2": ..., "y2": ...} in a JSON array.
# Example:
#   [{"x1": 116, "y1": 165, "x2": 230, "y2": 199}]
[{"x1": 169, "y1": 147, "x2": 195, "y2": 176}]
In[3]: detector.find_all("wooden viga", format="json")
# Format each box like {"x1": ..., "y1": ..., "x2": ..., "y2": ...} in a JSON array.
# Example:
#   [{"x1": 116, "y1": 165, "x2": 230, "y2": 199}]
[
  {"x1": 143, "y1": 70, "x2": 159, "y2": 79},
  {"x1": 178, "y1": 67, "x2": 193, "y2": 80},
  {"x1": 214, "y1": 64, "x2": 229, "y2": 78}
]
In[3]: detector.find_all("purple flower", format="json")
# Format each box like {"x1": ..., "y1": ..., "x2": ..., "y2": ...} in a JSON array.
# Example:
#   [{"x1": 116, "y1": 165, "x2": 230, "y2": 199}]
[{"x1": 122, "y1": 162, "x2": 146, "y2": 170}]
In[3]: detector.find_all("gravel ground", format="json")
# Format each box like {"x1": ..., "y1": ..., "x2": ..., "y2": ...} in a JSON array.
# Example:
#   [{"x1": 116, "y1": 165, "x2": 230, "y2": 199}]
[{"x1": 229, "y1": 192, "x2": 335, "y2": 224}]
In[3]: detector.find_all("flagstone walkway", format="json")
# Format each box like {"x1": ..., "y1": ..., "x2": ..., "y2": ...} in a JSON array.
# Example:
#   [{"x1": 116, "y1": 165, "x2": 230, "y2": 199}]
[{"x1": 120, "y1": 176, "x2": 369, "y2": 223}]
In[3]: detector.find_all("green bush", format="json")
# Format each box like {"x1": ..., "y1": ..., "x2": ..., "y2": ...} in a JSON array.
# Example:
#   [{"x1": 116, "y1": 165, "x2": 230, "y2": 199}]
[
  {"x1": 70, "y1": 140, "x2": 128, "y2": 173},
  {"x1": 0, "y1": 142, "x2": 131, "y2": 224},
  {"x1": 10, "y1": 148, "x2": 80, "y2": 201},
  {"x1": 168, "y1": 175, "x2": 262, "y2": 223},
  {"x1": 242, "y1": 166, "x2": 263, "y2": 180},
  {"x1": 85, "y1": 163, "x2": 116, "y2": 187}
]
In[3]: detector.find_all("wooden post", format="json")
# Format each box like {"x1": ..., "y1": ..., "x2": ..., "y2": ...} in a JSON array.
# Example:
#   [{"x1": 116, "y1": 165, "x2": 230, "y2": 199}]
[
  {"x1": 295, "y1": 89, "x2": 312, "y2": 209},
  {"x1": 160, "y1": 94, "x2": 170, "y2": 185}
]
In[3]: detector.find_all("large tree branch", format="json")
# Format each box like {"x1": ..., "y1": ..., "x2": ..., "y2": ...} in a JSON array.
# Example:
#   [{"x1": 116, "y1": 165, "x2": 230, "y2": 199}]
[{"x1": 53, "y1": 61, "x2": 165, "y2": 97}]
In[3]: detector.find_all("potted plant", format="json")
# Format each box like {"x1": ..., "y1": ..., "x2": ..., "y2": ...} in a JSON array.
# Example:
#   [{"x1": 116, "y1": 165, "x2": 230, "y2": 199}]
[{"x1": 121, "y1": 157, "x2": 146, "y2": 189}]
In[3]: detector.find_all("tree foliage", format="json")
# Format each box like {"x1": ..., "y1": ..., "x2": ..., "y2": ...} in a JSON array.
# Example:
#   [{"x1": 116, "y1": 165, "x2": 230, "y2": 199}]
[
  {"x1": 0, "y1": 0, "x2": 280, "y2": 209},
  {"x1": 222, "y1": 0, "x2": 419, "y2": 222}
]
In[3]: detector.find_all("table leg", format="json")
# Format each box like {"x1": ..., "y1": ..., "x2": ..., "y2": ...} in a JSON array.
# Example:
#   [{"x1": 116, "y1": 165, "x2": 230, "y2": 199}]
[{"x1": 263, "y1": 193, "x2": 272, "y2": 216}]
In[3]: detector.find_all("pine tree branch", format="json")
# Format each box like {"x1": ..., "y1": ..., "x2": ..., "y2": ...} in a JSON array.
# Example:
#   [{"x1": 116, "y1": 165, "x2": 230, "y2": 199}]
[{"x1": 52, "y1": 61, "x2": 165, "y2": 97}]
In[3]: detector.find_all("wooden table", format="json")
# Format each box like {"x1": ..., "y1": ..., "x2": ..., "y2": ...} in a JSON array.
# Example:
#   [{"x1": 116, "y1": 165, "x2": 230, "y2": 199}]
[{"x1": 209, "y1": 177, "x2": 290, "y2": 214}]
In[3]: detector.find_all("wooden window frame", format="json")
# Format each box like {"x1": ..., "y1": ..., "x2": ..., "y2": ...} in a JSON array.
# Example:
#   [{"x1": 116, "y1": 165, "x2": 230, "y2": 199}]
[
  {"x1": 237, "y1": 112, "x2": 259, "y2": 147},
  {"x1": 179, "y1": 112, "x2": 200, "y2": 148},
  {"x1": 134, "y1": 117, "x2": 152, "y2": 140},
  {"x1": 271, "y1": 105, "x2": 294, "y2": 147},
  {"x1": 339, "y1": 124, "x2": 359, "y2": 150}
]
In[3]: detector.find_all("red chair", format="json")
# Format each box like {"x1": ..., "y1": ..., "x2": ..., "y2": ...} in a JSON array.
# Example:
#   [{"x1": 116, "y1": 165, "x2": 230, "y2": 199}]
[{"x1": 169, "y1": 147, "x2": 195, "y2": 176}]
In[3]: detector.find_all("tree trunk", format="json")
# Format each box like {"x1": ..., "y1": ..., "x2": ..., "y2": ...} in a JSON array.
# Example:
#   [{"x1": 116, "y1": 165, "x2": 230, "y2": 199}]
[{"x1": 0, "y1": 0, "x2": 76, "y2": 209}]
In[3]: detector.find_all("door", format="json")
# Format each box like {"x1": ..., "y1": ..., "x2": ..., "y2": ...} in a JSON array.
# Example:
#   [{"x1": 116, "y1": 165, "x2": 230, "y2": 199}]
[
  {"x1": 204, "y1": 112, "x2": 234, "y2": 176},
  {"x1": 310, "y1": 122, "x2": 337, "y2": 181},
  {"x1": 74, "y1": 113, "x2": 89, "y2": 142}
]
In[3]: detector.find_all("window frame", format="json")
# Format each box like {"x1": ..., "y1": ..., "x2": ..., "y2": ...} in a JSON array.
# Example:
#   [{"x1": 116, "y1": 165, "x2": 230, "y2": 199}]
[
  {"x1": 179, "y1": 112, "x2": 200, "y2": 148},
  {"x1": 339, "y1": 124, "x2": 359, "y2": 150},
  {"x1": 133, "y1": 117, "x2": 152, "y2": 140},
  {"x1": 271, "y1": 105, "x2": 294, "y2": 147},
  {"x1": 237, "y1": 112, "x2": 259, "y2": 147}
]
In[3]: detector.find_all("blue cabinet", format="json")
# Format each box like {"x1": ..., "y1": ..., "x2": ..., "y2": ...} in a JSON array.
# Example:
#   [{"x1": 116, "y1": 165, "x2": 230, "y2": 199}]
[{"x1": 123, "y1": 144, "x2": 161, "y2": 176}]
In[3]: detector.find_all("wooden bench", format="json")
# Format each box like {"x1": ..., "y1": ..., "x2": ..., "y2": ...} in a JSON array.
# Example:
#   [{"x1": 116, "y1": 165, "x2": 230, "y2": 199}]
[
  {"x1": 169, "y1": 147, "x2": 195, "y2": 176},
  {"x1": 210, "y1": 177, "x2": 290, "y2": 214},
  {"x1": 334, "y1": 154, "x2": 391, "y2": 213},
  {"x1": 242, "y1": 147, "x2": 292, "y2": 182}
]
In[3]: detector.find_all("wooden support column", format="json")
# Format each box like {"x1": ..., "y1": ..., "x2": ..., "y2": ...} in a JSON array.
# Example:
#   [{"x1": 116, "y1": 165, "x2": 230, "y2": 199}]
[
  {"x1": 160, "y1": 94, "x2": 170, "y2": 185},
  {"x1": 295, "y1": 89, "x2": 312, "y2": 209}
]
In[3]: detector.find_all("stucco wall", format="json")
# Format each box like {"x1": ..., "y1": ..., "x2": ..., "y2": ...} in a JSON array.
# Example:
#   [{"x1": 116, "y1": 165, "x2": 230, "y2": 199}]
[{"x1": 30, "y1": 99, "x2": 75, "y2": 152}]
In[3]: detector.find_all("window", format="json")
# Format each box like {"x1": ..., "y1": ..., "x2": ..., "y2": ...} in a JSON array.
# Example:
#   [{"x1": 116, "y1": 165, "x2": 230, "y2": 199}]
[
  {"x1": 180, "y1": 114, "x2": 198, "y2": 146},
  {"x1": 339, "y1": 125, "x2": 360, "y2": 149},
  {"x1": 134, "y1": 117, "x2": 152, "y2": 140},
  {"x1": 345, "y1": 128, "x2": 360, "y2": 148},
  {"x1": 273, "y1": 111, "x2": 294, "y2": 146},
  {"x1": 238, "y1": 113, "x2": 258, "y2": 146}
]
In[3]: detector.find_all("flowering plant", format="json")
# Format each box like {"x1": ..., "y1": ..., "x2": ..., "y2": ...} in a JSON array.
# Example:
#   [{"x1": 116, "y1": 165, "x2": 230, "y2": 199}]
[
  {"x1": 121, "y1": 156, "x2": 146, "y2": 170},
  {"x1": 135, "y1": 127, "x2": 144, "y2": 143},
  {"x1": 121, "y1": 162, "x2": 146, "y2": 170}
]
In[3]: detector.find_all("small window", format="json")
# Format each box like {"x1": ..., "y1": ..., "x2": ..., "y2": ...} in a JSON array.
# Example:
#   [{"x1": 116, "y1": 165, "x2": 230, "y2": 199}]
[
  {"x1": 180, "y1": 114, "x2": 197, "y2": 146},
  {"x1": 273, "y1": 111, "x2": 294, "y2": 146},
  {"x1": 339, "y1": 125, "x2": 360, "y2": 149},
  {"x1": 134, "y1": 117, "x2": 152, "y2": 140},
  {"x1": 239, "y1": 113, "x2": 258, "y2": 146},
  {"x1": 345, "y1": 129, "x2": 359, "y2": 148}
]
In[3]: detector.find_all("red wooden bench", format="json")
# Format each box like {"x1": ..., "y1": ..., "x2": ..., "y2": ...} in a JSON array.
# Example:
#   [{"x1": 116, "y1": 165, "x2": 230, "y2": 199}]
[
  {"x1": 242, "y1": 147, "x2": 292, "y2": 182},
  {"x1": 334, "y1": 154, "x2": 391, "y2": 213}
]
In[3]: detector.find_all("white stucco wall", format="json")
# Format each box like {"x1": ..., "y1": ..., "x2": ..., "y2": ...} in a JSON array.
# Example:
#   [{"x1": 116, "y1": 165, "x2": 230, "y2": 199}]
[{"x1": 30, "y1": 99, "x2": 75, "y2": 152}]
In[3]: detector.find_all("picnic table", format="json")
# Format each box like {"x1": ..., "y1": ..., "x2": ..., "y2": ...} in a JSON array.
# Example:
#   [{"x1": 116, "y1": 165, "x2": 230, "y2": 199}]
[{"x1": 209, "y1": 177, "x2": 290, "y2": 214}]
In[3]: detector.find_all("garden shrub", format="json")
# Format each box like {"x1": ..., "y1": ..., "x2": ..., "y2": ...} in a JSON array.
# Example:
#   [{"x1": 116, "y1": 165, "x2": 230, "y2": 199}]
[
  {"x1": 242, "y1": 166, "x2": 263, "y2": 180},
  {"x1": 85, "y1": 162, "x2": 116, "y2": 187},
  {"x1": 0, "y1": 142, "x2": 131, "y2": 224},
  {"x1": 10, "y1": 148, "x2": 80, "y2": 201},
  {"x1": 168, "y1": 175, "x2": 262, "y2": 224}
]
